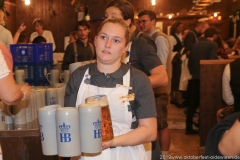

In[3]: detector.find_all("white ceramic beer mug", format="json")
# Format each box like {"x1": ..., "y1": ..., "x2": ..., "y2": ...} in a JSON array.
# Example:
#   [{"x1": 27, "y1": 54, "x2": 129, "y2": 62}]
[
  {"x1": 38, "y1": 105, "x2": 59, "y2": 155},
  {"x1": 56, "y1": 107, "x2": 81, "y2": 157},
  {"x1": 46, "y1": 70, "x2": 59, "y2": 87},
  {"x1": 59, "y1": 70, "x2": 70, "y2": 84},
  {"x1": 85, "y1": 95, "x2": 114, "y2": 142},
  {"x1": 78, "y1": 103, "x2": 102, "y2": 153}
]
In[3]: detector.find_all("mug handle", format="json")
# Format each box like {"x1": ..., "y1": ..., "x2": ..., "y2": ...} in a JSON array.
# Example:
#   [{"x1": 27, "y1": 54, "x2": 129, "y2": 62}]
[
  {"x1": 46, "y1": 73, "x2": 52, "y2": 84},
  {"x1": 3, "y1": 102, "x2": 14, "y2": 118},
  {"x1": 59, "y1": 73, "x2": 64, "y2": 83}
]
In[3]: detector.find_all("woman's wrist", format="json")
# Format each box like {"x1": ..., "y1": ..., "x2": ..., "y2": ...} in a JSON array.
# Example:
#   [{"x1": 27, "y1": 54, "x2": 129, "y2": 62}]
[{"x1": 20, "y1": 87, "x2": 27, "y2": 100}]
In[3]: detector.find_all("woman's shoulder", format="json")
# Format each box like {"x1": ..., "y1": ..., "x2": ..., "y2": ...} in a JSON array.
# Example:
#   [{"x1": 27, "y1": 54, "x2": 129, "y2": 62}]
[{"x1": 130, "y1": 66, "x2": 149, "y2": 83}]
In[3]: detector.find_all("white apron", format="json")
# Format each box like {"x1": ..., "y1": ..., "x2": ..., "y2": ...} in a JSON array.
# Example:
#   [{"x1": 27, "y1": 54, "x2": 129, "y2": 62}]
[{"x1": 75, "y1": 68, "x2": 147, "y2": 160}]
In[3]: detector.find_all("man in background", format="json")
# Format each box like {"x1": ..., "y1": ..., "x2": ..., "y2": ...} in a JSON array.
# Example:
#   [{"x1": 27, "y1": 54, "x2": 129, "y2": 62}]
[
  {"x1": 62, "y1": 20, "x2": 95, "y2": 70},
  {"x1": 138, "y1": 10, "x2": 171, "y2": 159},
  {"x1": 186, "y1": 27, "x2": 219, "y2": 135}
]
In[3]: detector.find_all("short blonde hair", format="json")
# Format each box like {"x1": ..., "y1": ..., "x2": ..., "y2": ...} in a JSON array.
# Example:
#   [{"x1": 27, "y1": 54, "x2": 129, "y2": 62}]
[{"x1": 0, "y1": 10, "x2": 5, "y2": 26}]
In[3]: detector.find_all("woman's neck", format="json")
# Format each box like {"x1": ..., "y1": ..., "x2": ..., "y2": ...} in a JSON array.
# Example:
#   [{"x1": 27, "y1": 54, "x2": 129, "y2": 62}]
[
  {"x1": 38, "y1": 30, "x2": 44, "y2": 36},
  {"x1": 97, "y1": 60, "x2": 121, "y2": 74}
]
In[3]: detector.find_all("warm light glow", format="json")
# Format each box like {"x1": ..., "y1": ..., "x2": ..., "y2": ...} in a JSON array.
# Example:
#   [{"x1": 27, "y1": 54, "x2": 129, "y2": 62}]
[
  {"x1": 218, "y1": 16, "x2": 222, "y2": 20},
  {"x1": 25, "y1": 0, "x2": 30, "y2": 5},
  {"x1": 213, "y1": 12, "x2": 218, "y2": 17},
  {"x1": 151, "y1": 0, "x2": 156, "y2": 5},
  {"x1": 168, "y1": 14, "x2": 172, "y2": 19}
]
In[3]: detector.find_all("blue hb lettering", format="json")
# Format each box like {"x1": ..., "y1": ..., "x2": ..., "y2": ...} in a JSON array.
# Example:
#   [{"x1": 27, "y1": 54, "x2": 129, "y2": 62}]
[
  {"x1": 60, "y1": 133, "x2": 71, "y2": 142},
  {"x1": 94, "y1": 129, "x2": 101, "y2": 139},
  {"x1": 41, "y1": 132, "x2": 44, "y2": 141}
]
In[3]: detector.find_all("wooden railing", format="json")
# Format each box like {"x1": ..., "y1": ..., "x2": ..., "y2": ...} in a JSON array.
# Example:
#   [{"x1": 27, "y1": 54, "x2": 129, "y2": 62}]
[
  {"x1": 0, "y1": 129, "x2": 59, "y2": 160},
  {"x1": 199, "y1": 59, "x2": 236, "y2": 146}
]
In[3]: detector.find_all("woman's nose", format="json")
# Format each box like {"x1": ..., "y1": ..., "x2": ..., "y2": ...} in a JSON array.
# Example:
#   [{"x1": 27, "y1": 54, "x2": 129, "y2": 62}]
[{"x1": 105, "y1": 39, "x2": 111, "y2": 48}]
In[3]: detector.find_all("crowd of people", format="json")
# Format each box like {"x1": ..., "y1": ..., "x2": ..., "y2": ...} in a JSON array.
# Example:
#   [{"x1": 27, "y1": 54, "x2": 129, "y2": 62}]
[{"x1": 1, "y1": 0, "x2": 240, "y2": 159}]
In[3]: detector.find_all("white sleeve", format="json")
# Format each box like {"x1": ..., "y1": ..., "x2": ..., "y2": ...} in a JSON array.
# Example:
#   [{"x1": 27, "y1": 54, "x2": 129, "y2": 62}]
[
  {"x1": 222, "y1": 64, "x2": 234, "y2": 105},
  {"x1": 168, "y1": 35, "x2": 176, "y2": 51},
  {"x1": 45, "y1": 31, "x2": 56, "y2": 51},
  {"x1": 155, "y1": 36, "x2": 169, "y2": 69},
  {"x1": 30, "y1": 32, "x2": 36, "y2": 42},
  {"x1": 0, "y1": 50, "x2": 10, "y2": 79}
]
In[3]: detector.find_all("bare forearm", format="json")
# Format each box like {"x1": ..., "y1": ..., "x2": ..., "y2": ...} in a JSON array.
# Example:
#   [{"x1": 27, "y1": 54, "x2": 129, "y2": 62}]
[
  {"x1": 149, "y1": 65, "x2": 168, "y2": 88},
  {"x1": 13, "y1": 32, "x2": 21, "y2": 44},
  {"x1": 108, "y1": 118, "x2": 157, "y2": 148}
]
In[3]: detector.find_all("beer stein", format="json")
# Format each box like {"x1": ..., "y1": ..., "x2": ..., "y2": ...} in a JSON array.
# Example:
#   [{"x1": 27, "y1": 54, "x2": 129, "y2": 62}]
[{"x1": 85, "y1": 95, "x2": 114, "y2": 142}]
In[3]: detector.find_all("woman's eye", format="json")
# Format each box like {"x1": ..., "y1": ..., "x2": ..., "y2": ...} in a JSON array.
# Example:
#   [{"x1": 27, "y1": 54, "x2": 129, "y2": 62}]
[
  {"x1": 100, "y1": 35, "x2": 107, "y2": 40},
  {"x1": 113, "y1": 39, "x2": 120, "y2": 43}
]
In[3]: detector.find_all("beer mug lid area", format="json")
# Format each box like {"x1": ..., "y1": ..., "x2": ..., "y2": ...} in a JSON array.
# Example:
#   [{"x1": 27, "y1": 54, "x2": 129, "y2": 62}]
[{"x1": 38, "y1": 104, "x2": 60, "y2": 111}]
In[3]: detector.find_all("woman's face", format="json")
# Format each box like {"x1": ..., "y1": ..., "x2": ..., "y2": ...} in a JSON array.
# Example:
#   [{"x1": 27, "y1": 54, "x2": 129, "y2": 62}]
[
  {"x1": 35, "y1": 23, "x2": 43, "y2": 32},
  {"x1": 105, "y1": 6, "x2": 123, "y2": 20},
  {"x1": 176, "y1": 24, "x2": 183, "y2": 34},
  {"x1": 69, "y1": 35, "x2": 76, "y2": 44},
  {"x1": 94, "y1": 22, "x2": 128, "y2": 65}
]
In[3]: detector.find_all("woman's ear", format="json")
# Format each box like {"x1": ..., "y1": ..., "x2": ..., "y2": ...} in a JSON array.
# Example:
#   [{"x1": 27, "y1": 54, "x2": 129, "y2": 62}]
[
  {"x1": 124, "y1": 43, "x2": 130, "y2": 52},
  {"x1": 125, "y1": 19, "x2": 131, "y2": 27}
]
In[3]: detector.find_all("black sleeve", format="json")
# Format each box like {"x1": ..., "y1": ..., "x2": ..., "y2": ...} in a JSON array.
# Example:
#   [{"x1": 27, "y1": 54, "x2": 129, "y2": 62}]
[
  {"x1": 62, "y1": 43, "x2": 75, "y2": 70},
  {"x1": 184, "y1": 32, "x2": 196, "y2": 52},
  {"x1": 205, "y1": 112, "x2": 240, "y2": 158}
]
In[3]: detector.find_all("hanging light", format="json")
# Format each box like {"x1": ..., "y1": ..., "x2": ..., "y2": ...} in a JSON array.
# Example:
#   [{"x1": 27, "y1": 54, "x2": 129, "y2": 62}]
[
  {"x1": 151, "y1": 0, "x2": 156, "y2": 6},
  {"x1": 213, "y1": 12, "x2": 218, "y2": 17},
  {"x1": 25, "y1": 0, "x2": 30, "y2": 5}
]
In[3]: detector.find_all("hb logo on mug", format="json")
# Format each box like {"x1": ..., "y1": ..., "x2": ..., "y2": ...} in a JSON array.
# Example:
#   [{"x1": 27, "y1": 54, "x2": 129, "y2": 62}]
[
  {"x1": 40, "y1": 125, "x2": 44, "y2": 141},
  {"x1": 93, "y1": 119, "x2": 102, "y2": 139},
  {"x1": 59, "y1": 123, "x2": 71, "y2": 142}
]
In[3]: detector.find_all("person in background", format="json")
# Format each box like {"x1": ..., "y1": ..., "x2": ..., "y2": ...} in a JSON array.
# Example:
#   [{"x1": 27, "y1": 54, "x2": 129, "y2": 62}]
[
  {"x1": 186, "y1": 27, "x2": 219, "y2": 135},
  {"x1": 0, "y1": 10, "x2": 13, "y2": 48},
  {"x1": 17, "y1": 32, "x2": 28, "y2": 44},
  {"x1": 216, "y1": 43, "x2": 240, "y2": 122},
  {"x1": 32, "y1": 36, "x2": 46, "y2": 43},
  {"x1": 168, "y1": 21, "x2": 185, "y2": 108},
  {"x1": 62, "y1": 20, "x2": 95, "y2": 70},
  {"x1": 184, "y1": 21, "x2": 209, "y2": 55},
  {"x1": 0, "y1": 42, "x2": 30, "y2": 105},
  {"x1": 105, "y1": 1, "x2": 168, "y2": 159},
  {"x1": 30, "y1": 18, "x2": 56, "y2": 50},
  {"x1": 64, "y1": 18, "x2": 157, "y2": 160},
  {"x1": 205, "y1": 112, "x2": 240, "y2": 159},
  {"x1": 225, "y1": 38, "x2": 236, "y2": 56},
  {"x1": 138, "y1": 10, "x2": 171, "y2": 159},
  {"x1": 183, "y1": 21, "x2": 209, "y2": 119},
  {"x1": 182, "y1": 29, "x2": 190, "y2": 43},
  {"x1": 69, "y1": 31, "x2": 78, "y2": 44}
]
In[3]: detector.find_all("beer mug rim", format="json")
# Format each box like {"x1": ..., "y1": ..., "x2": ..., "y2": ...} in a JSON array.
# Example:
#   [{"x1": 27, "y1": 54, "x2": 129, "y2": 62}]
[
  {"x1": 86, "y1": 95, "x2": 107, "y2": 100},
  {"x1": 39, "y1": 104, "x2": 60, "y2": 111}
]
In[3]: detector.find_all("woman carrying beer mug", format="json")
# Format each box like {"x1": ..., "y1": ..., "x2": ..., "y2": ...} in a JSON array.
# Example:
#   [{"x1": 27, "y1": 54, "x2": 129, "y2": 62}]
[{"x1": 64, "y1": 18, "x2": 157, "y2": 160}]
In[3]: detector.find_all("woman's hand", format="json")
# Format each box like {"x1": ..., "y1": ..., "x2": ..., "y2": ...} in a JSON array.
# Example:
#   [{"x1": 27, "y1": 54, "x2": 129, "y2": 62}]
[{"x1": 102, "y1": 139, "x2": 113, "y2": 150}]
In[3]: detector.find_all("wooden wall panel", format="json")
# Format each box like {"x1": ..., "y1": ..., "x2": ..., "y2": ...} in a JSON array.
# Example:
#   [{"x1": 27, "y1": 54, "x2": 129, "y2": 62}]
[
  {"x1": 15, "y1": 0, "x2": 76, "y2": 52},
  {"x1": 3, "y1": 0, "x2": 239, "y2": 52}
]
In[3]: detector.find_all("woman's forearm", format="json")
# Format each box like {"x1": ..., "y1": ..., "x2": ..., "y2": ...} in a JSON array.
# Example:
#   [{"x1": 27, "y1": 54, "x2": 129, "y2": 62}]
[{"x1": 103, "y1": 117, "x2": 157, "y2": 149}]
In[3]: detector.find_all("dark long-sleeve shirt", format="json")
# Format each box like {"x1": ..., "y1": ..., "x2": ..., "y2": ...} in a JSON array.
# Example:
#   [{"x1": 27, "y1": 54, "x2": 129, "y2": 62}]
[
  {"x1": 188, "y1": 39, "x2": 218, "y2": 79},
  {"x1": 62, "y1": 39, "x2": 95, "y2": 70}
]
